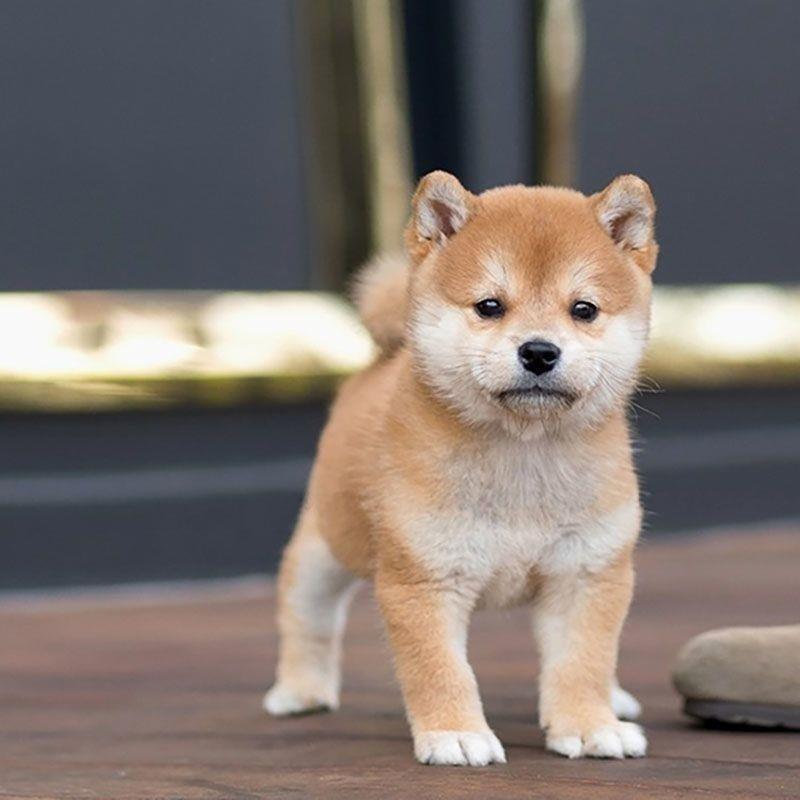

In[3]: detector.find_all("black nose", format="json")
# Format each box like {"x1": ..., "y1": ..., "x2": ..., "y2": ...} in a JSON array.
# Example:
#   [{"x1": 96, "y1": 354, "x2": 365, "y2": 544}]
[{"x1": 518, "y1": 340, "x2": 561, "y2": 375}]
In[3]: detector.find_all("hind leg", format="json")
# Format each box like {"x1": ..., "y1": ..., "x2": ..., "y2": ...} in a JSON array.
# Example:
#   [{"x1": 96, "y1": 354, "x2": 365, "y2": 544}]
[
  {"x1": 263, "y1": 510, "x2": 359, "y2": 715},
  {"x1": 611, "y1": 679, "x2": 642, "y2": 721}
]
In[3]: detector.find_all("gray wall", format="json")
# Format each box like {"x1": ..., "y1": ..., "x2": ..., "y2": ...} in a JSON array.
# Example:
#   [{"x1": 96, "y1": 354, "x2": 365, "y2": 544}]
[
  {"x1": 580, "y1": 0, "x2": 800, "y2": 285},
  {"x1": 456, "y1": 0, "x2": 535, "y2": 192},
  {"x1": 2, "y1": 1, "x2": 798, "y2": 291},
  {"x1": 0, "y1": 0, "x2": 310, "y2": 291}
]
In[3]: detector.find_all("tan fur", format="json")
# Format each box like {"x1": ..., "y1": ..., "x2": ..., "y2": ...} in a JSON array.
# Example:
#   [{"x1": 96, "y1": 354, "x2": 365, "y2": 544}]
[
  {"x1": 351, "y1": 252, "x2": 409, "y2": 353},
  {"x1": 265, "y1": 172, "x2": 657, "y2": 765}
]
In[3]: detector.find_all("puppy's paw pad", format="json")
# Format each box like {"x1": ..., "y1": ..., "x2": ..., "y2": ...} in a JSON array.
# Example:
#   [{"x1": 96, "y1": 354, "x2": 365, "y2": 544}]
[
  {"x1": 262, "y1": 683, "x2": 336, "y2": 716},
  {"x1": 547, "y1": 722, "x2": 647, "y2": 759},
  {"x1": 611, "y1": 685, "x2": 642, "y2": 721},
  {"x1": 415, "y1": 730, "x2": 506, "y2": 767}
]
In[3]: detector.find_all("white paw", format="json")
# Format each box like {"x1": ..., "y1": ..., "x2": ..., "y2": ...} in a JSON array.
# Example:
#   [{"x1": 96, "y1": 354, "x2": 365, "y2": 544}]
[
  {"x1": 611, "y1": 684, "x2": 642, "y2": 721},
  {"x1": 414, "y1": 730, "x2": 507, "y2": 767},
  {"x1": 547, "y1": 721, "x2": 647, "y2": 759},
  {"x1": 262, "y1": 682, "x2": 337, "y2": 716}
]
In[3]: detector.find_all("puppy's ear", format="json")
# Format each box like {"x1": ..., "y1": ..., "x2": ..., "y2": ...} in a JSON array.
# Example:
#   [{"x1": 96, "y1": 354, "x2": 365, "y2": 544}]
[
  {"x1": 406, "y1": 171, "x2": 478, "y2": 263},
  {"x1": 592, "y1": 175, "x2": 658, "y2": 272}
]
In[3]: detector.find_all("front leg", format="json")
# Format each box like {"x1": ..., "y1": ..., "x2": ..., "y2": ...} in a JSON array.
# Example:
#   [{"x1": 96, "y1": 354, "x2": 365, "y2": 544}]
[
  {"x1": 375, "y1": 574, "x2": 506, "y2": 766},
  {"x1": 532, "y1": 549, "x2": 647, "y2": 759}
]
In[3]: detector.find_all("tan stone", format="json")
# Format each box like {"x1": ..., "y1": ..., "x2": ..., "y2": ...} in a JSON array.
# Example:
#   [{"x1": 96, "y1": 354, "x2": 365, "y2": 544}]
[{"x1": 673, "y1": 625, "x2": 800, "y2": 706}]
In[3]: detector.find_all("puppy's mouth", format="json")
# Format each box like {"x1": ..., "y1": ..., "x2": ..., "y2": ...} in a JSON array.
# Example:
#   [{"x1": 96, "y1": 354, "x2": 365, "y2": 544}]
[{"x1": 495, "y1": 386, "x2": 578, "y2": 405}]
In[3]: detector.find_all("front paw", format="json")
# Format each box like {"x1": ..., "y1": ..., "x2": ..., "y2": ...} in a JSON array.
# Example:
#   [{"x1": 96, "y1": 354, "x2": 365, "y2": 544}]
[
  {"x1": 546, "y1": 719, "x2": 647, "y2": 759},
  {"x1": 414, "y1": 729, "x2": 507, "y2": 766}
]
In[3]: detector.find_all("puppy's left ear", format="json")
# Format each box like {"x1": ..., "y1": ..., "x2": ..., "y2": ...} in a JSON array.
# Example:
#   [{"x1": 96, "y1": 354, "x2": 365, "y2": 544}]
[{"x1": 592, "y1": 175, "x2": 658, "y2": 273}]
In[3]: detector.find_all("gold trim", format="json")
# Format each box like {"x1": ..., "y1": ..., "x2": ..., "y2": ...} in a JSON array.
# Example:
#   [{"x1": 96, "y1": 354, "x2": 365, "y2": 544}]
[
  {"x1": 646, "y1": 284, "x2": 800, "y2": 387},
  {"x1": 352, "y1": 0, "x2": 413, "y2": 252},
  {"x1": 293, "y1": 0, "x2": 371, "y2": 289},
  {"x1": 537, "y1": 0, "x2": 584, "y2": 186},
  {"x1": 0, "y1": 291, "x2": 370, "y2": 412},
  {"x1": 0, "y1": 286, "x2": 797, "y2": 412},
  {"x1": 294, "y1": 0, "x2": 412, "y2": 286}
]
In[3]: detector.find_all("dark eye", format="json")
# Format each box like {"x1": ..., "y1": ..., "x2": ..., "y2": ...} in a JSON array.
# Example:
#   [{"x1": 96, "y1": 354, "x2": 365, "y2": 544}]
[
  {"x1": 571, "y1": 300, "x2": 599, "y2": 322},
  {"x1": 474, "y1": 298, "x2": 505, "y2": 319}
]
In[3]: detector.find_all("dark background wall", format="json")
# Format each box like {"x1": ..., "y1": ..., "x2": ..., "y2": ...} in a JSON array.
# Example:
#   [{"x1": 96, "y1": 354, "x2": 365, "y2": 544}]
[
  {"x1": 0, "y1": 0, "x2": 310, "y2": 291},
  {"x1": 2, "y1": 1, "x2": 800, "y2": 589},
  {"x1": 2, "y1": 1, "x2": 799, "y2": 292},
  {"x1": 579, "y1": 0, "x2": 800, "y2": 285},
  {"x1": 403, "y1": 0, "x2": 535, "y2": 191},
  {"x1": 4, "y1": 384, "x2": 800, "y2": 589}
]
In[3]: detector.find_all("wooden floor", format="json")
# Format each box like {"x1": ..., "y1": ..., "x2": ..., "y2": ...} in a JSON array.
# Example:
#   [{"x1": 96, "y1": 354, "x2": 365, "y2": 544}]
[{"x1": 2, "y1": 526, "x2": 799, "y2": 799}]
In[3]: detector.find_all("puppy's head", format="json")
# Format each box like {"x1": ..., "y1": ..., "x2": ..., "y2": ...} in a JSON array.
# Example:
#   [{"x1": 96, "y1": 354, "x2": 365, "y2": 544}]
[{"x1": 405, "y1": 171, "x2": 657, "y2": 431}]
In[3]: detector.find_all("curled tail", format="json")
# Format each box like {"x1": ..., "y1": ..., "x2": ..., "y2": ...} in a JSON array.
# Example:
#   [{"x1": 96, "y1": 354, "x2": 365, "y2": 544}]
[{"x1": 351, "y1": 252, "x2": 409, "y2": 354}]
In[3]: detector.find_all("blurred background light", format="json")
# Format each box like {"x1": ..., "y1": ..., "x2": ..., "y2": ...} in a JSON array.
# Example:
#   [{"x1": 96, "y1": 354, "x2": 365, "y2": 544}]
[{"x1": 0, "y1": 286, "x2": 797, "y2": 413}]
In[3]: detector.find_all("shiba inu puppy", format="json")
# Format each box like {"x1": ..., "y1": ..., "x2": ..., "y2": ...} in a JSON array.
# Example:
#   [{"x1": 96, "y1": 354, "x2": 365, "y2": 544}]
[{"x1": 264, "y1": 171, "x2": 657, "y2": 766}]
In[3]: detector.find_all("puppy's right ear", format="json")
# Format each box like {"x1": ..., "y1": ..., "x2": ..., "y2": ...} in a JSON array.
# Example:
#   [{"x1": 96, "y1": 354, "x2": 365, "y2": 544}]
[{"x1": 405, "y1": 171, "x2": 478, "y2": 263}]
